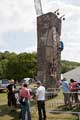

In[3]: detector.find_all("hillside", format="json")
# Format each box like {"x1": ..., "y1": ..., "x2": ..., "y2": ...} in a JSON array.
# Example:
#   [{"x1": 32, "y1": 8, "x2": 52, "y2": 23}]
[{"x1": 61, "y1": 60, "x2": 80, "y2": 73}]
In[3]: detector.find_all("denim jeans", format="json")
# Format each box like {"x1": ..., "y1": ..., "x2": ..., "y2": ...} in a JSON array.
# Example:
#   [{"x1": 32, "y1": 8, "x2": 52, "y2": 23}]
[
  {"x1": 37, "y1": 101, "x2": 46, "y2": 120},
  {"x1": 21, "y1": 100, "x2": 31, "y2": 120}
]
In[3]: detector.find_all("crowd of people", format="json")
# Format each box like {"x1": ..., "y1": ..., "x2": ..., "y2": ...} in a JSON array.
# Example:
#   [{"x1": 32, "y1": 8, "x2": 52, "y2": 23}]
[
  {"x1": 7, "y1": 79, "x2": 46, "y2": 120},
  {"x1": 61, "y1": 77, "x2": 80, "y2": 107},
  {"x1": 6, "y1": 77, "x2": 80, "y2": 120}
]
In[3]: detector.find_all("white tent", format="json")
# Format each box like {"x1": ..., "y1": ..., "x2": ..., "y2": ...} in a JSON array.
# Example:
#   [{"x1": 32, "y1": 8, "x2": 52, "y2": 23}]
[{"x1": 63, "y1": 67, "x2": 80, "y2": 83}]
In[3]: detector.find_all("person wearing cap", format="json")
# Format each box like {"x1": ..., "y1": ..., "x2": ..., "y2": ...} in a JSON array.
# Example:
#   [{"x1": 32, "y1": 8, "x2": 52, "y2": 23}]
[
  {"x1": 36, "y1": 81, "x2": 46, "y2": 120},
  {"x1": 7, "y1": 79, "x2": 16, "y2": 111},
  {"x1": 19, "y1": 83, "x2": 31, "y2": 120}
]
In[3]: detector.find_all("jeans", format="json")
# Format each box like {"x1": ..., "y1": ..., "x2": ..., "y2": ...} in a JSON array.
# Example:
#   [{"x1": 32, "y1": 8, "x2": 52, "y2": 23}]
[
  {"x1": 37, "y1": 101, "x2": 46, "y2": 120},
  {"x1": 21, "y1": 100, "x2": 31, "y2": 120}
]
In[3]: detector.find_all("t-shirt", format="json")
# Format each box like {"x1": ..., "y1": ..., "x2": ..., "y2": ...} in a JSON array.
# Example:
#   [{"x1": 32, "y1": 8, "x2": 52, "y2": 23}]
[
  {"x1": 62, "y1": 80, "x2": 69, "y2": 93},
  {"x1": 19, "y1": 87, "x2": 30, "y2": 100},
  {"x1": 36, "y1": 86, "x2": 45, "y2": 101}
]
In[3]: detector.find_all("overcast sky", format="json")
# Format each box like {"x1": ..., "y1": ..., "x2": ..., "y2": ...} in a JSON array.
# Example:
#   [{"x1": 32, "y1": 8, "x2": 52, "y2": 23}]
[{"x1": 0, "y1": 0, "x2": 80, "y2": 62}]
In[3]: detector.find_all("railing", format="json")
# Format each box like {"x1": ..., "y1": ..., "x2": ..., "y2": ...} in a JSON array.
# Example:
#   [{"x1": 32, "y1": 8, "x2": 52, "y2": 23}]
[
  {"x1": 45, "y1": 90, "x2": 80, "y2": 120},
  {"x1": 0, "y1": 88, "x2": 80, "y2": 120}
]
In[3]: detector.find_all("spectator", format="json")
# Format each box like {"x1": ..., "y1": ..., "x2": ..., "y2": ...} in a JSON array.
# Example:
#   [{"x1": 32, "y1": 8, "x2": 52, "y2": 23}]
[
  {"x1": 36, "y1": 81, "x2": 46, "y2": 120},
  {"x1": 19, "y1": 83, "x2": 31, "y2": 120},
  {"x1": 69, "y1": 79, "x2": 79, "y2": 103},
  {"x1": 61, "y1": 78, "x2": 71, "y2": 106},
  {"x1": 7, "y1": 79, "x2": 16, "y2": 111}
]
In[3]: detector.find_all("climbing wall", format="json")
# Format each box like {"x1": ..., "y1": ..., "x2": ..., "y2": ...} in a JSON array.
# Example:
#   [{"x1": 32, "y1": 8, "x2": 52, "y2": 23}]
[{"x1": 37, "y1": 12, "x2": 61, "y2": 88}]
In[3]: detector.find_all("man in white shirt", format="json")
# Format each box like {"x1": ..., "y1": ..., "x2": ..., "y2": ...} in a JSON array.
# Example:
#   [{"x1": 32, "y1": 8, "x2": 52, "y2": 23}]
[{"x1": 36, "y1": 81, "x2": 46, "y2": 120}]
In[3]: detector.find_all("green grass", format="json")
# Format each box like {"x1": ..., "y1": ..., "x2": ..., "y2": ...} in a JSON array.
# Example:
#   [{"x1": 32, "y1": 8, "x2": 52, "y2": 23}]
[{"x1": 0, "y1": 91, "x2": 79, "y2": 120}]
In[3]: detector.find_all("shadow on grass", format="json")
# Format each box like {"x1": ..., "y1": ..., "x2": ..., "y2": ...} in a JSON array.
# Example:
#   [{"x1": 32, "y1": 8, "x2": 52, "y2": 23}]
[
  {"x1": 48, "y1": 104, "x2": 80, "y2": 120},
  {"x1": 0, "y1": 100, "x2": 35, "y2": 120},
  {"x1": 57, "y1": 104, "x2": 80, "y2": 112},
  {"x1": 0, "y1": 104, "x2": 20, "y2": 120}
]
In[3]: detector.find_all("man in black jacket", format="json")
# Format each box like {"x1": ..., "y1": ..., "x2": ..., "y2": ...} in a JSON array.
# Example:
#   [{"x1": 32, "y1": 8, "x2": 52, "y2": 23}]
[{"x1": 7, "y1": 79, "x2": 16, "y2": 111}]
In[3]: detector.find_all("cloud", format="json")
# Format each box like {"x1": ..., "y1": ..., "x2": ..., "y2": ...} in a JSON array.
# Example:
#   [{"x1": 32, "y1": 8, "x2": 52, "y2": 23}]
[
  {"x1": 0, "y1": 31, "x2": 37, "y2": 53},
  {"x1": 61, "y1": 0, "x2": 80, "y2": 6},
  {"x1": 0, "y1": 0, "x2": 37, "y2": 50},
  {"x1": 0, "y1": 0, "x2": 80, "y2": 62},
  {"x1": 42, "y1": 0, "x2": 80, "y2": 62},
  {"x1": 0, "y1": 0, "x2": 36, "y2": 32},
  {"x1": 0, "y1": 33, "x2": 8, "y2": 48},
  {"x1": 25, "y1": 46, "x2": 37, "y2": 53}
]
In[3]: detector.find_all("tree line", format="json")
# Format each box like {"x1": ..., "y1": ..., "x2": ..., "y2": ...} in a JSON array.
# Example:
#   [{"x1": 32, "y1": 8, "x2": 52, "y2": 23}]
[
  {"x1": 0, "y1": 51, "x2": 80, "y2": 81},
  {"x1": 0, "y1": 51, "x2": 37, "y2": 81}
]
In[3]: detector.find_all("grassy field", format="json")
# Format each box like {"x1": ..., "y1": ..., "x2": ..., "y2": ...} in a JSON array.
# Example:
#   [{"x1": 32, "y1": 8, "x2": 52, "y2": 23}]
[{"x1": 0, "y1": 91, "x2": 79, "y2": 120}]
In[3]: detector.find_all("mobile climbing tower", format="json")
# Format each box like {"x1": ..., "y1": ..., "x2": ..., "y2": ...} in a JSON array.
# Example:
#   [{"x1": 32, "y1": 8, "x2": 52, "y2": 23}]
[{"x1": 34, "y1": 0, "x2": 64, "y2": 88}]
